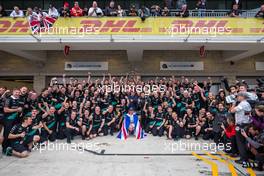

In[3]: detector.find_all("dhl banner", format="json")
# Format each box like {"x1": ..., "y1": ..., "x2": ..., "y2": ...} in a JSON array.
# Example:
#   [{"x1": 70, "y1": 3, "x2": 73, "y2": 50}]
[{"x1": 0, "y1": 17, "x2": 263, "y2": 35}]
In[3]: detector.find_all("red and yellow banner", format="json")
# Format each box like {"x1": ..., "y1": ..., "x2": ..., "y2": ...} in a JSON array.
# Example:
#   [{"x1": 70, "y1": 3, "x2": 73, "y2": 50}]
[{"x1": 0, "y1": 17, "x2": 263, "y2": 35}]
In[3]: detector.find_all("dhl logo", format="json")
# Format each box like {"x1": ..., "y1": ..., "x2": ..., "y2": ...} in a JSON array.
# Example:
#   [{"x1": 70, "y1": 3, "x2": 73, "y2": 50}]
[
  {"x1": 0, "y1": 18, "x2": 263, "y2": 34},
  {"x1": 0, "y1": 20, "x2": 29, "y2": 33}
]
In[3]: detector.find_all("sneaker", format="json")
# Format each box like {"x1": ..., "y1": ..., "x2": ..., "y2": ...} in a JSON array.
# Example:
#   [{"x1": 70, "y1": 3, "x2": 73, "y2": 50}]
[{"x1": 195, "y1": 136, "x2": 198, "y2": 140}]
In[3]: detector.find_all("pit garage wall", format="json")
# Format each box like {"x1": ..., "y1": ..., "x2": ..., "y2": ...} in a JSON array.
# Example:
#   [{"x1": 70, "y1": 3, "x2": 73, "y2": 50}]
[{"x1": 0, "y1": 50, "x2": 263, "y2": 93}]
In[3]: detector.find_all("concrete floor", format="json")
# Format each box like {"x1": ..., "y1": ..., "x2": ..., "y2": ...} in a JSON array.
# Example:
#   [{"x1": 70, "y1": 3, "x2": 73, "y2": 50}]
[{"x1": 0, "y1": 135, "x2": 262, "y2": 176}]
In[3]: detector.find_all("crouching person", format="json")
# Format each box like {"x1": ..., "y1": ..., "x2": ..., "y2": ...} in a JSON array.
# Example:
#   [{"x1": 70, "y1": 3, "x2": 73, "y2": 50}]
[
  {"x1": 65, "y1": 111, "x2": 82, "y2": 143},
  {"x1": 167, "y1": 112, "x2": 185, "y2": 140},
  {"x1": 8, "y1": 116, "x2": 40, "y2": 158},
  {"x1": 152, "y1": 105, "x2": 165, "y2": 137},
  {"x1": 103, "y1": 105, "x2": 116, "y2": 136},
  {"x1": 89, "y1": 106, "x2": 105, "y2": 139}
]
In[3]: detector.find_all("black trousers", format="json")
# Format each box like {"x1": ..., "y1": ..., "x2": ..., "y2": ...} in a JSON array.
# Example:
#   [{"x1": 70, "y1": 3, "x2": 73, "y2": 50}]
[
  {"x1": 236, "y1": 131, "x2": 249, "y2": 161},
  {"x1": 103, "y1": 123, "x2": 115, "y2": 136},
  {"x1": 42, "y1": 129, "x2": 56, "y2": 142},
  {"x1": 2, "y1": 119, "x2": 16, "y2": 151},
  {"x1": 202, "y1": 131, "x2": 214, "y2": 140},
  {"x1": 171, "y1": 125, "x2": 185, "y2": 138},
  {"x1": 65, "y1": 128, "x2": 79, "y2": 143},
  {"x1": 152, "y1": 126, "x2": 164, "y2": 137}
]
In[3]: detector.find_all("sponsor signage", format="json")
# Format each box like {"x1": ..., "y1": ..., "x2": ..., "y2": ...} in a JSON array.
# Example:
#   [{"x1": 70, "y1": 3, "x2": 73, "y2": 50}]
[
  {"x1": 0, "y1": 17, "x2": 263, "y2": 35},
  {"x1": 65, "y1": 62, "x2": 108, "y2": 71},
  {"x1": 160, "y1": 61, "x2": 204, "y2": 70},
  {"x1": 256, "y1": 62, "x2": 264, "y2": 71}
]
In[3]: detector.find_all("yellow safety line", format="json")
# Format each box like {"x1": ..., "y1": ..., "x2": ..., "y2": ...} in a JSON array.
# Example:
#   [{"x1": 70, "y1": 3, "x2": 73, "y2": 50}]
[
  {"x1": 217, "y1": 151, "x2": 237, "y2": 161},
  {"x1": 217, "y1": 151, "x2": 257, "y2": 176},
  {"x1": 192, "y1": 152, "x2": 218, "y2": 176},
  {"x1": 206, "y1": 152, "x2": 237, "y2": 176},
  {"x1": 246, "y1": 168, "x2": 256, "y2": 176}
]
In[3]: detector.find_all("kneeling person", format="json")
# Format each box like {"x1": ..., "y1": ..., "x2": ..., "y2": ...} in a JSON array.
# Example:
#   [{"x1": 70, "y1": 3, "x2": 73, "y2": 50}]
[{"x1": 8, "y1": 116, "x2": 40, "y2": 158}]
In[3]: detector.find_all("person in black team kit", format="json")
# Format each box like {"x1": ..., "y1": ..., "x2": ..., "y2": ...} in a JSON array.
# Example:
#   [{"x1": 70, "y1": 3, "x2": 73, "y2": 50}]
[
  {"x1": 57, "y1": 101, "x2": 70, "y2": 139},
  {"x1": 167, "y1": 112, "x2": 185, "y2": 140},
  {"x1": 89, "y1": 106, "x2": 105, "y2": 139},
  {"x1": 3, "y1": 89, "x2": 23, "y2": 154},
  {"x1": 184, "y1": 108, "x2": 201, "y2": 140},
  {"x1": 8, "y1": 116, "x2": 40, "y2": 158},
  {"x1": 80, "y1": 109, "x2": 91, "y2": 140},
  {"x1": 65, "y1": 111, "x2": 82, "y2": 143},
  {"x1": 152, "y1": 105, "x2": 166, "y2": 136},
  {"x1": 103, "y1": 105, "x2": 116, "y2": 136},
  {"x1": 42, "y1": 106, "x2": 57, "y2": 142}
]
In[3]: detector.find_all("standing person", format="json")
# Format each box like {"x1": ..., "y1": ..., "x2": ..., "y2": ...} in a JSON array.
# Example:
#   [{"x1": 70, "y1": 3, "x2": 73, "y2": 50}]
[
  {"x1": 0, "y1": 5, "x2": 7, "y2": 17},
  {"x1": 88, "y1": 1, "x2": 103, "y2": 17},
  {"x1": 230, "y1": 93, "x2": 252, "y2": 164},
  {"x1": 105, "y1": 1, "x2": 117, "y2": 16},
  {"x1": 48, "y1": 4, "x2": 59, "y2": 18},
  {"x1": 231, "y1": 0, "x2": 242, "y2": 10},
  {"x1": 42, "y1": 106, "x2": 57, "y2": 142},
  {"x1": 3, "y1": 89, "x2": 23, "y2": 154},
  {"x1": 117, "y1": 5, "x2": 126, "y2": 17},
  {"x1": 10, "y1": 6, "x2": 24, "y2": 18},
  {"x1": 60, "y1": 2, "x2": 71, "y2": 17},
  {"x1": 137, "y1": 5, "x2": 150, "y2": 22},
  {"x1": 71, "y1": 1, "x2": 83, "y2": 17},
  {"x1": 196, "y1": 0, "x2": 206, "y2": 17}
]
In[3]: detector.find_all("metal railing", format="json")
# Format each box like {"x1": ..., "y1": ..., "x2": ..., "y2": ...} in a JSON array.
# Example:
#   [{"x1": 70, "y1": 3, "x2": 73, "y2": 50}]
[{"x1": 3, "y1": 9, "x2": 259, "y2": 18}]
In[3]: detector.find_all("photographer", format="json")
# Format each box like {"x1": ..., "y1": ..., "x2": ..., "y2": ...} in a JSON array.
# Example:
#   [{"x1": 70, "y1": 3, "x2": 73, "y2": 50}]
[
  {"x1": 88, "y1": 1, "x2": 103, "y2": 17},
  {"x1": 241, "y1": 125, "x2": 264, "y2": 170},
  {"x1": 230, "y1": 92, "x2": 252, "y2": 164}
]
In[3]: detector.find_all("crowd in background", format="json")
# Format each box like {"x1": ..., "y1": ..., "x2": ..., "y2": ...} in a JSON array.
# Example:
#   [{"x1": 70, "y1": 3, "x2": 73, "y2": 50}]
[
  {"x1": 0, "y1": 1, "x2": 263, "y2": 20},
  {"x1": 0, "y1": 73, "x2": 263, "y2": 171}
]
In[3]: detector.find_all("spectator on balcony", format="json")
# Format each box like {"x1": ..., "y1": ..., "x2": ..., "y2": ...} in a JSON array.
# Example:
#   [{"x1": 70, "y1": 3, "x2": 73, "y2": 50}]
[
  {"x1": 105, "y1": 1, "x2": 117, "y2": 16},
  {"x1": 60, "y1": 2, "x2": 71, "y2": 17},
  {"x1": 117, "y1": 5, "x2": 126, "y2": 17},
  {"x1": 164, "y1": 0, "x2": 173, "y2": 9},
  {"x1": 151, "y1": 5, "x2": 161, "y2": 17},
  {"x1": 71, "y1": 1, "x2": 83, "y2": 17},
  {"x1": 176, "y1": 0, "x2": 187, "y2": 10},
  {"x1": 83, "y1": 7, "x2": 89, "y2": 16},
  {"x1": 162, "y1": 6, "x2": 171, "y2": 16},
  {"x1": 88, "y1": 1, "x2": 103, "y2": 17},
  {"x1": 26, "y1": 7, "x2": 38, "y2": 21},
  {"x1": 138, "y1": 5, "x2": 150, "y2": 22},
  {"x1": 231, "y1": 0, "x2": 242, "y2": 10},
  {"x1": 229, "y1": 4, "x2": 241, "y2": 17},
  {"x1": 175, "y1": 4, "x2": 189, "y2": 18},
  {"x1": 0, "y1": 5, "x2": 7, "y2": 17},
  {"x1": 255, "y1": 5, "x2": 264, "y2": 18},
  {"x1": 128, "y1": 5, "x2": 137, "y2": 16},
  {"x1": 10, "y1": 6, "x2": 24, "y2": 18},
  {"x1": 48, "y1": 4, "x2": 59, "y2": 19},
  {"x1": 196, "y1": 0, "x2": 206, "y2": 17}
]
